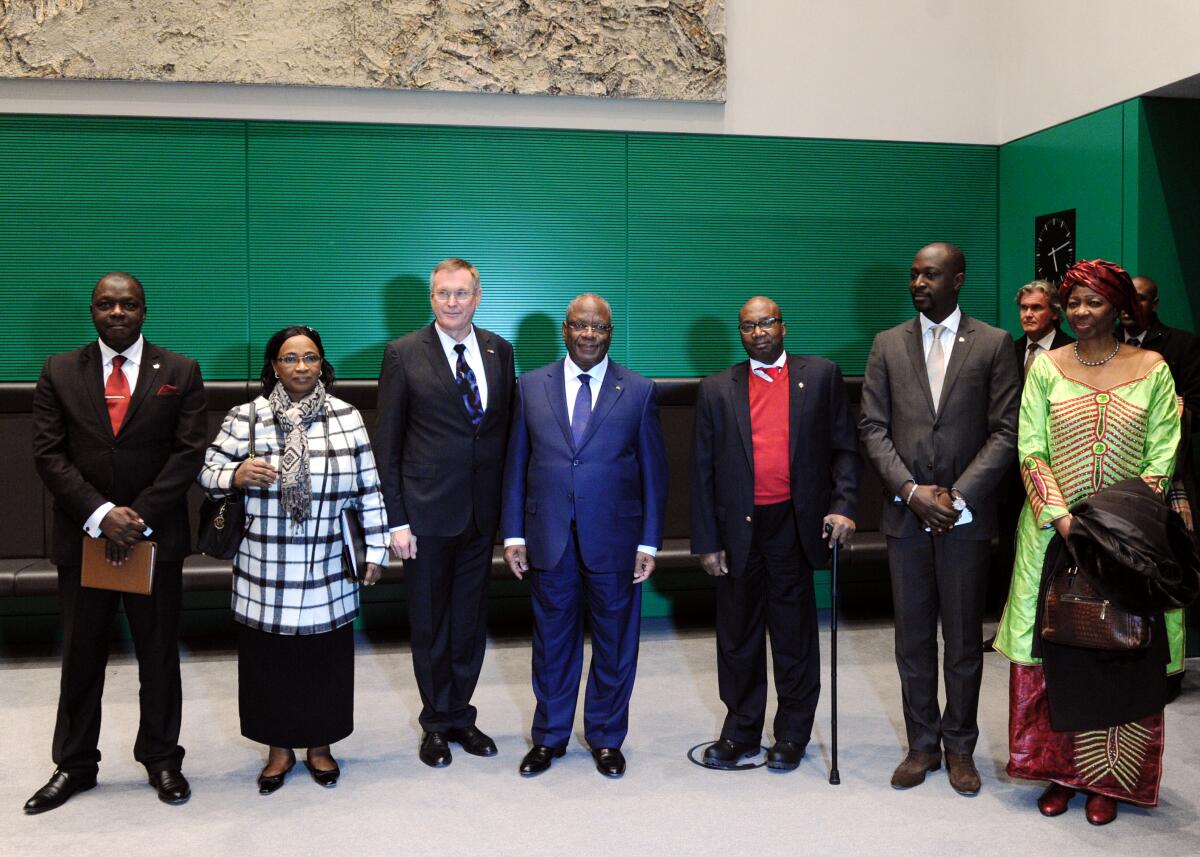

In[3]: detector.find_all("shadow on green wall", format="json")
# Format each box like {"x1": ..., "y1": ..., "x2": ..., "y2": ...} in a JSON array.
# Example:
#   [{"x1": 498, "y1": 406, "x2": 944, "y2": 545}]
[
  {"x1": 687, "y1": 316, "x2": 738, "y2": 375},
  {"x1": 346, "y1": 273, "x2": 433, "y2": 374},
  {"x1": 514, "y1": 312, "x2": 561, "y2": 374}
]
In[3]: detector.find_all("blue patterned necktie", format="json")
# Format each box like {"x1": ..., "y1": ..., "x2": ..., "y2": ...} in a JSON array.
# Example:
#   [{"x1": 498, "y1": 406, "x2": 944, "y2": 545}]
[
  {"x1": 572, "y1": 373, "x2": 592, "y2": 447},
  {"x1": 454, "y1": 344, "x2": 484, "y2": 426}
]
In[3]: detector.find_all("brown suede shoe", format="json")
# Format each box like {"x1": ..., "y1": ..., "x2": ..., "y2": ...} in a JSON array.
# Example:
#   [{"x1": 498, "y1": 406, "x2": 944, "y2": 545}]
[
  {"x1": 945, "y1": 753, "x2": 981, "y2": 796},
  {"x1": 890, "y1": 750, "x2": 941, "y2": 789}
]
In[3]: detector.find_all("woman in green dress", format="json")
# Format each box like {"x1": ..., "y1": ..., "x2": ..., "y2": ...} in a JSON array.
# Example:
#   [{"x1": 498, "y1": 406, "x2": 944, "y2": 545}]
[{"x1": 994, "y1": 259, "x2": 1181, "y2": 826}]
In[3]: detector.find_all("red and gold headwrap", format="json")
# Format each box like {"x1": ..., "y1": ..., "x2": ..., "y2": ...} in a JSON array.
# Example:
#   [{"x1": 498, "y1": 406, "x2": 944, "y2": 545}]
[{"x1": 1058, "y1": 259, "x2": 1145, "y2": 329}]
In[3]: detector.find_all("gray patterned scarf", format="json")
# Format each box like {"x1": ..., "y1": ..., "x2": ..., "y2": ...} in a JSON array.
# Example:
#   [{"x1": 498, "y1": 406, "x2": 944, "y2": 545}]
[{"x1": 268, "y1": 379, "x2": 326, "y2": 526}]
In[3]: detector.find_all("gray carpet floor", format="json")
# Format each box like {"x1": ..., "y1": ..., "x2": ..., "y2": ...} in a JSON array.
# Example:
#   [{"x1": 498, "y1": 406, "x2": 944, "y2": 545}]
[{"x1": 2, "y1": 618, "x2": 1198, "y2": 857}]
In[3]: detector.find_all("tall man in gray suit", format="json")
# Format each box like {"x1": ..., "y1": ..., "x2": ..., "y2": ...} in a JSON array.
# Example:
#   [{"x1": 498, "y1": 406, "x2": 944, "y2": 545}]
[{"x1": 859, "y1": 243, "x2": 1020, "y2": 796}]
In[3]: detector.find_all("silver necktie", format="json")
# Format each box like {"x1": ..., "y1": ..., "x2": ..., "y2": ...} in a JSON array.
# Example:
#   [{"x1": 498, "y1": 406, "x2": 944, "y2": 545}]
[{"x1": 927, "y1": 324, "x2": 946, "y2": 411}]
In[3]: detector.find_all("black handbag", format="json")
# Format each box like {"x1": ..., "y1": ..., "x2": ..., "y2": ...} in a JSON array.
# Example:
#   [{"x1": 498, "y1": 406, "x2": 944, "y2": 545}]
[{"x1": 197, "y1": 404, "x2": 256, "y2": 559}]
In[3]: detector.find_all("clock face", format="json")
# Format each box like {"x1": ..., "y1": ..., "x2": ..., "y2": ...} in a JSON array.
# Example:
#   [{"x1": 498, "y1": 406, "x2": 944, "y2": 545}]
[{"x1": 1034, "y1": 209, "x2": 1076, "y2": 284}]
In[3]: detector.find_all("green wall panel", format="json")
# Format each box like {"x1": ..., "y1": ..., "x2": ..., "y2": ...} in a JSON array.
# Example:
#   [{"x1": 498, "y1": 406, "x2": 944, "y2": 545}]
[
  {"x1": 627, "y1": 135, "x2": 998, "y2": 376},
  {"x1": 0, "y1": 116, "x2": 249, "y2": 380},
  {"x1": 997, "y1": 105, "x2": 1125, "y2": 335},
  {"x1": 246, "y1": 123, "x2": 627, "y2": 378}
]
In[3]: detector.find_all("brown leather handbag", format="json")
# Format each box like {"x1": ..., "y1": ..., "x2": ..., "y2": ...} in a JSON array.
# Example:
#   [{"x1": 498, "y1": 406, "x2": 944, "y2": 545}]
[{"x1": 1041, "y1": 565, "x2": 1150, "y2": 651}]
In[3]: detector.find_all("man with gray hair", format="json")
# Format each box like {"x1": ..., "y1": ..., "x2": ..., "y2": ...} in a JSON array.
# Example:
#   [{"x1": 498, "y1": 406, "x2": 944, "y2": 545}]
[{"x1": 1012, "y1": 280, "x2": 1073, "y2": 377}]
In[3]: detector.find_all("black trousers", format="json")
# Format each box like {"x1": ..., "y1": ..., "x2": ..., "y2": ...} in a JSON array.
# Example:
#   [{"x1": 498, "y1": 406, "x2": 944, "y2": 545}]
[
  {"x1": 404, "y1": 520, "x2": 493, "y2": 733},
  {"x1": 52, "y1": 561, "x2": 185, "y2": 777},
  {"x1": 886, "y1": 534, "x2": 990, "y2": 756},
  {"x1": 715, "y1": 501, "x2": 820, "y2": 746}
]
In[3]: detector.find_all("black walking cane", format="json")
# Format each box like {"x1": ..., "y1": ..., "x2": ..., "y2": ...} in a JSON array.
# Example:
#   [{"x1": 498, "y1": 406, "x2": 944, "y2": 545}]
[{"x1": 824, "y1": 522, "x2": 841, "y2": 785}]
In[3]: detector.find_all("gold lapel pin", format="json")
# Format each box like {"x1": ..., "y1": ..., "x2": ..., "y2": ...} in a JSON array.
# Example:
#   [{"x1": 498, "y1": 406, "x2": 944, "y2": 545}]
[
  {"x1": 152, "y1": 362, "x2": 160, "y2": 369},
  {"x1": 486, "y1": 348, "x2": 495, "y2": 354},
  {"x1": 958, "y1": 337, "x2": 965, "y2": 343}
]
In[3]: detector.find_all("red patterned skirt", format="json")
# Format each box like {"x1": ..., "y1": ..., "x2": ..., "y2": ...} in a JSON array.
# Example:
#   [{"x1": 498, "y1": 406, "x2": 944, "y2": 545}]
[{"x1": 1008, "y1": 663, "x2": 1164, "y2": 806}]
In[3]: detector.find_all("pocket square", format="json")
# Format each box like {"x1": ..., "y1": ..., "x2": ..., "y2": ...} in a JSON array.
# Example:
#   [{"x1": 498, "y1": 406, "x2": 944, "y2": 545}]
[{"x1": 156, "y1": 384, "x2": 179, "y2": 396}]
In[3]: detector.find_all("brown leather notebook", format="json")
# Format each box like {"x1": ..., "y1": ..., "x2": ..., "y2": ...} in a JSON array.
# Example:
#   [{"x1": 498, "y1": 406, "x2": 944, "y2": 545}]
[{"x1": 81, "y1": 538, "x2": 157, "y2": 595}]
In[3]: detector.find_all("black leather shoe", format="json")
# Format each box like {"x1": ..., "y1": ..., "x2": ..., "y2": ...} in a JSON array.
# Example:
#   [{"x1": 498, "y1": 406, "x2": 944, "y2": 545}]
[
  {"x1": 420, "y1": 732, "x2": 452, "y2": 768},
  {"x1": 592, "y1": 747, "x2": 626, "y2": 778},
  {"x1": 257, "y1": 750, "x2": 296, "y2": 795},
  {"x1": 149, "y1": 769, "x2": 191, "y2": 805},
  {"x1": 766, "y1": 740, "x2": 804, "y2": 771},
  {"x1": 304, "y1": 754, "x2": 341, "y2": 787},
  {"x1": 702, "y1": 738, "x2": 759, "y2": 770},
  {"x1": 23, "y1": 769, "x2": 97, "y2": 814},
  {"x1": 447, "y1": 725, "x2": 498, "y2": 757},
  {"x1": 519, "y1": 744, "x2": 565, "y2": 777}
]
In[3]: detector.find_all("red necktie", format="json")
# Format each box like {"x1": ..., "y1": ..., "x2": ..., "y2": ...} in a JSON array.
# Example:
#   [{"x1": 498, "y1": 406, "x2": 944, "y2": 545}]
[
  {"x1": 763, "y1": 366, "x2": 783, "y2": 382},
  {"x1": 106, "y1": 354, "x2": 130, "y2": 434}
]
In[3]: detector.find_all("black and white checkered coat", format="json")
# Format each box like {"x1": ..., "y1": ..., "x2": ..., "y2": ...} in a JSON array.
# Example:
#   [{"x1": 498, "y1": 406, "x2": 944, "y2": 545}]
[{"x1": 199, "y1": 394, "x2": 389, "y2": 635}]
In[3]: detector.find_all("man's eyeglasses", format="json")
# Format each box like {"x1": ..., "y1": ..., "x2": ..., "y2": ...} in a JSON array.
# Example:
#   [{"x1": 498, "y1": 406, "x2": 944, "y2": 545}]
[
  {"x1": 738, "y1": 317, "x2": 781, "y2": 334},
  {"x1": 565, "y1": 321, "x2": 614, "y2": 334},
  {"x1": 276, "y1": 353, "x2": 322, "y2": 367},
  {"x1": 432, "y1": 289, "x2": 476, "y2": 303}
]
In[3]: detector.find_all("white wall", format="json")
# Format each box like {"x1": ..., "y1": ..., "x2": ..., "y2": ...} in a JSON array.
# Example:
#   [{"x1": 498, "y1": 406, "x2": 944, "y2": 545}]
[
  {"x1": 994, "y1": 0, "x2": 1200, "y2": 142},
  {"x1": 0, "y1": 1, "x2": 1196, "y2": 144}
]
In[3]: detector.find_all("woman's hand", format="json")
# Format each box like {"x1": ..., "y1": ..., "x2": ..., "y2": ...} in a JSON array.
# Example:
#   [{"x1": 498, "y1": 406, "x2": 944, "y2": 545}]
[
  {"x1": 362, "y1": 562, "x2": 382, "y2": 586},
  {"x1": 1052, "y1": 513, "x2": 1073, "y2": 540},
  {"x1": 234, "y1": 458, "x2": 278, "y2": 490}
]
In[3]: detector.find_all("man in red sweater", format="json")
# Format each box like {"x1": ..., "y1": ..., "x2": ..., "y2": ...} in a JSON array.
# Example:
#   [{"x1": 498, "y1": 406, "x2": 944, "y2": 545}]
[{"x1": 691, "y1": 296, "x2": 861, "y2": 770}]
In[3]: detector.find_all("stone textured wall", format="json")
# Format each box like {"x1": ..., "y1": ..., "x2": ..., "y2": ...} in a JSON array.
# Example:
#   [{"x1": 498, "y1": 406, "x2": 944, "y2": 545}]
[{"x1": 0, "y1": 0, "x2": 725, "y2": 101}]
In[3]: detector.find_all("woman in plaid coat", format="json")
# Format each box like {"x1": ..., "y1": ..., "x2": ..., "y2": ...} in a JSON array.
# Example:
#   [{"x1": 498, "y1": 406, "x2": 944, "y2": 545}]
[{"x1": 199, "y1": 326, "x2": 389, "y2": 794}]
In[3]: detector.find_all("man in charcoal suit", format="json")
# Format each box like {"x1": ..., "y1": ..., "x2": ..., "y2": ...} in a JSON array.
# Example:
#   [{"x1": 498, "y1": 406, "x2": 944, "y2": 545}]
[
  {"x1": 691, "y1": 296, "x2": 861, "y2": 771},
  {"x1": 376, "y1": 257, "x2": 516, "y2": 767},
  {"x1": 26, "y1": 271, "x2": 207, "y2": 813},
  {"x1": 859, "y1": 243, "x2": 1020, "y2": 795}
]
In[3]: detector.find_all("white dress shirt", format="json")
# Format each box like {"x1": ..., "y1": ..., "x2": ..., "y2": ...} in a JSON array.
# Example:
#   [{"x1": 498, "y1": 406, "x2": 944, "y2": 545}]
[
  {"x1": 434, "y1": 324, "x2": 489, "y2": 411},
  {"x1": 749, "y1": 350, "x2": 787, "y2": 381},
  {"x1": 1023, "y1": 328, "x2": 1060, "y2": 368},
  {"x1": 505, "y1": 354, "x2": 656, "y2": 558},
  {"x1": 84, "y1": 335, "x2": 150, "y2": 537},
  {"x1": 919, "y1": 305, "x2": 962, "y2": 374}
]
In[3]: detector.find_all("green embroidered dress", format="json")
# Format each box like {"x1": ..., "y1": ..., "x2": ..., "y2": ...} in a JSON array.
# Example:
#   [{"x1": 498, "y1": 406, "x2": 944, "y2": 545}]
[{"x1": 995, "y1": 356, "x2": 1183, "y2": 670}]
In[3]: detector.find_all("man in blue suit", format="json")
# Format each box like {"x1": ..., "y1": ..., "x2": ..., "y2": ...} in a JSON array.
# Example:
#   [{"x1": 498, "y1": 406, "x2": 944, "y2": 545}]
[{"x1": 502, "y1": 293, "x2": 668, "y2": 779}]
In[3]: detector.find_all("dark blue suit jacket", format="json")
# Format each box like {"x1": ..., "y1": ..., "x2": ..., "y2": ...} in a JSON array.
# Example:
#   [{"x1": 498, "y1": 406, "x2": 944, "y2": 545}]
[{"x1": 501, "y1": 358, "x2": 668, "y2": 573}]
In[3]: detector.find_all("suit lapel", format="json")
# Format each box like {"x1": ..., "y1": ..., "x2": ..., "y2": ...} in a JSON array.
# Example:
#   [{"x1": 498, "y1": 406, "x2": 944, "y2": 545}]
[
  {"x1": 543, "y1": 360, "x2": 573, "y2": 448},
  {"x1": 121, "y1": 342, "x2": 160, "y2": 430},
  {"x1": 477, "y1": 329, "x2": 502, "y2": 431},
  {"x1": 578, "y1": 361, "x2": 624, "y2": 450},
  {"x1": 81, "y1": 343, "x2": 111, "y2": 436},
  {"x1": 421, "y1": 324, "x2": 473, "y2": 427},
  {"x1": 730, "y1": 363, "x2": 754, "y2": 471},
  {"x1": 904, "y1": 318, "x2": 937, "y2": 417},
  {"x1": 787, "y1": 355, "x2": 808, "y2": 463},
  {"x1": 936, "y1": 316, "x2": 977, "y2": 419}
]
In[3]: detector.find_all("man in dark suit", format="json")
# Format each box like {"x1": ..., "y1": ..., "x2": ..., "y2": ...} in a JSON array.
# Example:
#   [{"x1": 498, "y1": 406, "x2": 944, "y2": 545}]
[
  {"x1": 859, "y1": 243, "x2": 1020, "y2": 796},
  {"x1": 690, "y1": 296, "x2": 861, "y2": 771},
  {"x1": 1012, "y1": 279, "x2": 1075, "y2": 376},
  {"x1": 1122, "y1": 274, "x2": 1200, "y2": 696},
  {"x1": 26, "y1": 272, "x2": 207, "y2": 813},
  {"x1": 376, "y1": 257, "x2": 515, "y2": 767},
  {"x1": 501, "y1": 293, "x2": 668, "y2": 779}
]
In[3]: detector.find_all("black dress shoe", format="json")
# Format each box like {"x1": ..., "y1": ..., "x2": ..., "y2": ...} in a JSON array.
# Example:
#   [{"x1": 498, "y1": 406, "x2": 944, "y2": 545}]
[
  {"x1": 592, "y1": 747, "x2": 626, "y2": 778},
  {"x1": 257, "y1": 750, "x2": 296, "y2": 795},
  {"x1": 23, "y1": 769, "x2": 97, "y2": 815},
  {"x1": 420, "y1": 732, "x2": 453, "y2": 768},
  {"x1": 766, "y1": 740, "x2": 804, "y2": 771},
  {"x1": 149, "y1": 769, "x2": 191, "y2": 804},
  {"x1": 702, "y1": 738, "x2": 759, "y2": 770},
  {"x1": 447, "y1": 725, "x2": 498, "y2": 757},
  {"x1": 304, "y1": 754, "x2": 341, "y2": 787},
  {"x1": 519, "y1": 744, "x2": 565, "y2": 777}
]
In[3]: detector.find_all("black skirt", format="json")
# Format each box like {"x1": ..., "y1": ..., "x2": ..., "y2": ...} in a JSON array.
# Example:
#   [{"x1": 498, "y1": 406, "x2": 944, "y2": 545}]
[{"x1": 237, "y1": 621, "x2": 355, "y2": 748}]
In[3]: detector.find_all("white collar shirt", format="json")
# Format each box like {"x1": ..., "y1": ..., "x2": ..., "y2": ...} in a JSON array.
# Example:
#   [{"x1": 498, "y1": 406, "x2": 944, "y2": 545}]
[
  {"x1": 98, "y1": 334, "x2": 144, "y2": 392},
  {"x1": 434, "y1": 324, "x2": 488, "y2": 411},
  {"x1": 564, "y1": 354, "x2": 609, "y2": 424},
  {"x1": 750, "y1": 350, "x2": 788, "y2": 382},
  {"x1": 920, "y1": 306, "x2": 962, "y2": 373}
]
